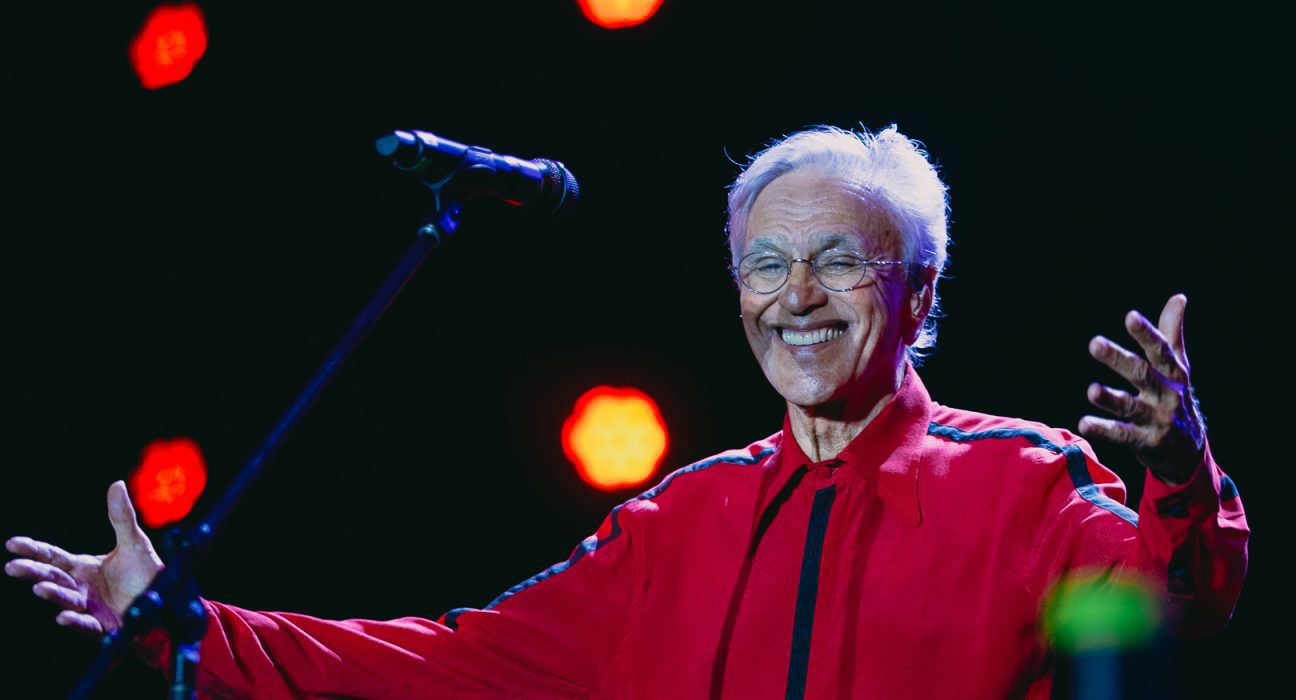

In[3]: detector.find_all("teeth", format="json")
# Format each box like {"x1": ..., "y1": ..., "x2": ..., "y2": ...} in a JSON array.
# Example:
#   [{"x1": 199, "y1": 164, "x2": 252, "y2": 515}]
[{"x1": 780, "y1": 326, "x2": 845, "y2": 346}]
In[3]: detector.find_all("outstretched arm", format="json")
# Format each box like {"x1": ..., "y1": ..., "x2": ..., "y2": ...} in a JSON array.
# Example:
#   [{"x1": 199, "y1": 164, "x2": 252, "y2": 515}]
[
  {"x1": 7, "y1": 480, "x2": 640, "y2": 698},
  {"x1": 1079, "y1": 293, "x2": 1249, "y2": 637}
]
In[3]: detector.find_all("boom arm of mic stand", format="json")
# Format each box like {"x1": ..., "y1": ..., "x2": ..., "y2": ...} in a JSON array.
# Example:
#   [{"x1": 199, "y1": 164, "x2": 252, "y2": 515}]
[{"x1": 68, "y1": 203, "x2": 465, "y2": 700}]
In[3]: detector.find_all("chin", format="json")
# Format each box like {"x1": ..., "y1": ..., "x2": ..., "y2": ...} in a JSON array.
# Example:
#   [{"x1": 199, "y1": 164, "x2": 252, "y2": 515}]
[{"x1": 771, "y1": 378, "x2": 845, "y2": 410}]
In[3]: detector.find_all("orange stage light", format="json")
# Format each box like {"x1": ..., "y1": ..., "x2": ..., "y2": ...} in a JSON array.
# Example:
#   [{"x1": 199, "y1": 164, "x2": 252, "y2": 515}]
[
  {"x1": 562, "y1": 386, "x2": 668, "y2": 491},
  {"x1": 130, "y1": 3, "x2": 208, "y2": 89},
  {"x1": 128, "y1": 437, "x2": 208, "y2": 528},
  {"x1": 577, "y1": 0, "x2": 664, "y2": 29}
]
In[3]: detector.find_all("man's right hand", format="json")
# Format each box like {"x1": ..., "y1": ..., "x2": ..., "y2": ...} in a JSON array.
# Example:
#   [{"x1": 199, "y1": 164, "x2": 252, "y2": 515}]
[{"x1": 5, "y1": 480, "x2": 163, "y2": 637}]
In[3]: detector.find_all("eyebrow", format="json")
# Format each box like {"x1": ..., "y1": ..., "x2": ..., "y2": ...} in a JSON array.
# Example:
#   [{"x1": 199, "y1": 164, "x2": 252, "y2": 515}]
[
  {"x1": 813, "y1": 233, "x2": 853, "y2": 250},
  {"x1": 743, "y1": 232, "x2": 872, "y2": 256},
  {"x1": 744, "y1": 236, "x2": 785, "y2": 255}
]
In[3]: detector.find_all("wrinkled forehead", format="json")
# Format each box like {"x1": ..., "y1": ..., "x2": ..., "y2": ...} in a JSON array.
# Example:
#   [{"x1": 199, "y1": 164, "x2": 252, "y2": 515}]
[{"x1": 738, "y1": 171, "x2": 900, "y2": 257}]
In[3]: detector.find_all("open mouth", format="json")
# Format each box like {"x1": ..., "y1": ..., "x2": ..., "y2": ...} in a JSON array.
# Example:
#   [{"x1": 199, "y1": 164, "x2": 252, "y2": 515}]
[{"x1": 778, "y1": 323, "x2": 847, "y2": 347}]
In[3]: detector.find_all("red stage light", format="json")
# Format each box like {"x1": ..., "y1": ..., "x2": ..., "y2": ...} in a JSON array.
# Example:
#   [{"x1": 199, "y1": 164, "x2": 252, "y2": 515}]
[
  {"x1": 128, "y1": 437, "x2": 208, "y2": 528},
  {"x1": 130, "y1": 3, "x2": 208, "y2": 89},
  {"x1": 562, "y1": 386, "x2": 668, "y2": 491},
  {"x1": 578, "y1": 0, "x2": 664, "y2": 29}
]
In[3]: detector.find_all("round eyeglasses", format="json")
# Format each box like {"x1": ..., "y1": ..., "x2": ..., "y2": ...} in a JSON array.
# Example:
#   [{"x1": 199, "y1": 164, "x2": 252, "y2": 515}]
[{"x1": 733, "y1": 249, "x2": 914, "y2": 294}]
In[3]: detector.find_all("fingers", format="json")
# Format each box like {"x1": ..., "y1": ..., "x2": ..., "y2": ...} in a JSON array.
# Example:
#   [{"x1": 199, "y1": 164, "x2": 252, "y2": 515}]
[
  {"x1": 106, "y1": 480, "x2": 146, "y2": 547},
  {"x1": 1085, "y1": 297, "x2": 1205, "y2": 481},
  {"x1": 1078, "y1": 415, "x2": 1148, "y2": 446},
  {"x1": 1124, "y1": 310, "x2": 1188, "y2": 383},
  {"x1": 1087, "y1": 383, "x2": 1153, "y2": 422},
  {"x1": 33, "y1": 580, "x2": 89, "y2": 612},
  {"x1": 7, "y1": 544, "x2": 106, "y2": 637},
  {"x1": 5, "y1": 536, "x2": 78, "y2": 572},
  {"x1": 4, "y1": 558, "x2": 79, "y2": 589},
  {"x1": 56, "y1": 610, "x2": 105, "y2": 637},
  {"x1": 1088, "y1": 336, "x2": 1162, "y2": 393},
  {"x1": 6, "y1": 552, "x2": 89, "y2": 613}
]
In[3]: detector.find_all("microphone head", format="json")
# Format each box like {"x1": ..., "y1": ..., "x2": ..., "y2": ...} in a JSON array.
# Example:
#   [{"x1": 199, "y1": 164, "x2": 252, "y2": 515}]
[
  {"x1": 535, "y1": 158, "x2": 580, "y2": 219},
  {"x1": 377, "y1": 130, "x2": 579, "y2": 218}
]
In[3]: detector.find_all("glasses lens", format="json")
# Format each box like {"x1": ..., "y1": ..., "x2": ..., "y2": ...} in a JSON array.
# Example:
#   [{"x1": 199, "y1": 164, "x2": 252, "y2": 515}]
[
  {"x1": 738, "y1": 253, "x2": 788, "y2": 293},
  {"x1": 813, "y1": 251, "x2": 869, "y2": 290}
]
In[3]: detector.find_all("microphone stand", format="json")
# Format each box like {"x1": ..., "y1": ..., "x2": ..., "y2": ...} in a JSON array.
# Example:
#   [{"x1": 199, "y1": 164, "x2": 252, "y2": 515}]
[{"x1": 68, "y1": 201, "x2": 465, "y2": 699}]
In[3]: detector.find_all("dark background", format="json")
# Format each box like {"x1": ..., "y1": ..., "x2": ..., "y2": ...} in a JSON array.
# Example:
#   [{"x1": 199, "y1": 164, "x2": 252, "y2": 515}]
[{"x1": 1, "y1": 1, "x2": 1288, "y2": 696}]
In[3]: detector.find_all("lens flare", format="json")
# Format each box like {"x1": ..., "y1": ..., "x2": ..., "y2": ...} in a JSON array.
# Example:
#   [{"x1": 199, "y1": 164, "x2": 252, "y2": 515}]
[
  {"x1": 128, "y1": 437, "x2": 208, "y2": 528},
  {"x1": 577, "y1": 0, "x2": 664, "y2": 30},
  {"x1": 562, "y1": 386, "x2": 668, "y2": 490},
  {"x1": 129, "y1": 3, "x2": 208, "y2": 89}
]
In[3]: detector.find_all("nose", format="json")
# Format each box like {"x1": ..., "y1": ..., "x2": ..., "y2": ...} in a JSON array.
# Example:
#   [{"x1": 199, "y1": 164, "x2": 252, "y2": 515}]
[{"x1": 778, "y1": 259, "x2": 827, "y2": 315}]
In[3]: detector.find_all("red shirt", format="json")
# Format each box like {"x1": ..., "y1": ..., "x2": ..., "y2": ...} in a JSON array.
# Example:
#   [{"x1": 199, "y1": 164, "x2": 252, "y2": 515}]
[{"x1": 172, "y1": 369, "x2": 1248, "y2": 698}]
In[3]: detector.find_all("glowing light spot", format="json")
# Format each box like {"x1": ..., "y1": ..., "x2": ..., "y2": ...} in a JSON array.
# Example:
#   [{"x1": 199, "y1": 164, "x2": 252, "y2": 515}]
[
  {"x1": 578, "y1": 0, "x2": 664, "y2": 29},
  {"x1": 1042, "y1": 570, "x2": 1161, "y2": 652},
  {"x1": 562, "y1": 386, "x2": 668, "y2": 491},
  {"x1": 129, "y1": 3, "x2": 208, "y2": 89},
  {"x1": 128, "y1": 437, "x2": 208, "y2": 528}
]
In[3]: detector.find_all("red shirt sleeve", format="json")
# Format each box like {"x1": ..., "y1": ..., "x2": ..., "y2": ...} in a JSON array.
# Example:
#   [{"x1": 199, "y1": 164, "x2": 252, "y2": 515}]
[
  {"x1": 149, "y1": 502, "x2": 646, "y2": 699},
  {"x1": 1058, "y1": 438, "x2": 1249, "y2": 640},
  {"x1": 1131, "y1": 441, "x2": 1249, "y2": 638}
]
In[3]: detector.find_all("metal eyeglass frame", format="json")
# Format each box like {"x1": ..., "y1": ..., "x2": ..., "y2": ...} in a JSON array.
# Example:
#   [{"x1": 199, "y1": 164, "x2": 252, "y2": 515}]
[{"x1": 732, "y1": 250, "x2": 915, "y2": 294}]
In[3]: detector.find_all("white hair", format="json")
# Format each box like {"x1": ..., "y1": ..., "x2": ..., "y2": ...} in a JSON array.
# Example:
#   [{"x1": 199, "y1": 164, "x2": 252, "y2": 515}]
[{"x1": 726, "y1": 125, "x2": 951, "y2": 364}]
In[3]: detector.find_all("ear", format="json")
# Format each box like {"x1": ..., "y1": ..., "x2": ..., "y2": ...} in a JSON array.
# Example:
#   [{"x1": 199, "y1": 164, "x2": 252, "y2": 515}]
[{"x1": 902, "y1": 268, "x2": 937, "y2": 346}]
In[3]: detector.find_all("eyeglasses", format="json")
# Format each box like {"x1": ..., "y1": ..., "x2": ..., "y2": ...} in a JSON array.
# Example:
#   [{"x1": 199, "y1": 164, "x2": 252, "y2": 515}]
[{"x1": 733, "y1": 249, "x2": 914, "y2": 294}]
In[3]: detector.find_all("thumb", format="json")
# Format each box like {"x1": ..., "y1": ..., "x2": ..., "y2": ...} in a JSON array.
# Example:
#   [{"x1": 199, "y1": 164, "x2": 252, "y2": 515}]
[
  {"x1": 1158, "y1": 293, "x2": 1190, "y2": 369},
  {"x1": 106, "y1": 480, "x2": 147, "y2": 546},
  {"x1": 1161, "y1": 294, "x2": 1187, "y2": 365}
]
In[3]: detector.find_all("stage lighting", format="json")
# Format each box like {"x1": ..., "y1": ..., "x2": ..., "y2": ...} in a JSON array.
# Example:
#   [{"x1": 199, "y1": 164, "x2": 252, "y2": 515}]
[
  {"x1": 578, "y1": 0, "x2": 664, "y2": 29},
  {"x1": 128, "y1": 437, "x2": 208, "y2": 528},
  {"x1": 562, "y1": 386, "x2": 668, "y2": 491},
  {"x1": 130, "y1": 3, "x2": 208, "y2": 89},
  {"x1": 1043, "y1": 571, "x2": 1160, "y2": 652}
]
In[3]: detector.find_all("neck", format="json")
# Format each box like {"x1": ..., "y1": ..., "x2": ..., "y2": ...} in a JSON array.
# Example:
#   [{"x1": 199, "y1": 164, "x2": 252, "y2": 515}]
[{"x1": 787, "y1": 362, "x2": 908, "y2": 462}]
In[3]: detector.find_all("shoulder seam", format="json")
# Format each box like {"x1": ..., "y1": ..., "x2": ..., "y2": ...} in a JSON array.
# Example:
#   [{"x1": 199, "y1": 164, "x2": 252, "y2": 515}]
[
  {"x1": 444, "y1": 447, "x2": 776, "y2": 629},
  {"x1": 927, "y1": 421, "x2": 1139, "y2": 528}
]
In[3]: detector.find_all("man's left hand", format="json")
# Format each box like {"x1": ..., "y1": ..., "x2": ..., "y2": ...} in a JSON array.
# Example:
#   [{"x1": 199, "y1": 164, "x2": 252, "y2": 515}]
[{"x1": 1079, "y1": 293, "x2": 1206, "y2": 485}]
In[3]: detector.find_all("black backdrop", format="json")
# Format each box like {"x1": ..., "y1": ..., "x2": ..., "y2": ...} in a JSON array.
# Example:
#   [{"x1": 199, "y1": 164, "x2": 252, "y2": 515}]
[{"x1": 1, "y1": 1, "x2": 1288, "y2": 696}]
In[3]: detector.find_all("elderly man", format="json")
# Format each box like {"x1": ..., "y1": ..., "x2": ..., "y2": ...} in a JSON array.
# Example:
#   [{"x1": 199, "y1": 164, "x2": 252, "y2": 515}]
[{"x1": 6, "y1": 125, "x2": 1248, "y2": 699}]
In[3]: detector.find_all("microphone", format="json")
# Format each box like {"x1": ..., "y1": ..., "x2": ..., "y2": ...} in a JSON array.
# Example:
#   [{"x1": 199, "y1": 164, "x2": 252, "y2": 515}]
[{"x1": 376, "y1": 130, "x2": 579, "y2": 217}]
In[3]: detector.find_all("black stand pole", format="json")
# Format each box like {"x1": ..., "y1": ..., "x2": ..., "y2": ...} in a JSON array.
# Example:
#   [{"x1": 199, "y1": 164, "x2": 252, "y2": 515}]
[{"x1": 68, "y1": 202, "x2": 465, "y2": 699}]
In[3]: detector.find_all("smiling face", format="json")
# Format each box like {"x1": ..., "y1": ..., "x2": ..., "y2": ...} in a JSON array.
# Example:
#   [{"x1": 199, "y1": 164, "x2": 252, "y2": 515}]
[{"x1": 737, "y1": 168, "x2": 927, "y2": 412}]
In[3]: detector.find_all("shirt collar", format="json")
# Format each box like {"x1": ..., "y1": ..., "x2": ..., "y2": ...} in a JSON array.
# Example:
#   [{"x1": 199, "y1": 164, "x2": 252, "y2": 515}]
[{"x1": 772, "y1": 365, "x2": 929, "y2": 526}]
